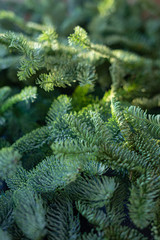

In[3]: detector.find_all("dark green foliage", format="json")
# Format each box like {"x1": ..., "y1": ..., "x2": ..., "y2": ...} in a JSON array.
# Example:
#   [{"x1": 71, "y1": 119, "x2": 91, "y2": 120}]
[
  {"x1": 0, "y1": 148, "x2": 21, "y2": 180},
  {"x1": 0, "y1": 0, "x2": 160, "y2": 239},
  {"x1": 0, "y1": 191, "x2": 13, "y2": 231},
  {"x1": 47, "y1": 196, "x2": 80, "y2": 240}
]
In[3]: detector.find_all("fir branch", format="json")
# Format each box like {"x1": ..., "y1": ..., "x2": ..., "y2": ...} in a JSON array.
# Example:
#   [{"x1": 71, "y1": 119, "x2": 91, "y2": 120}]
[
  {"x1": 76, "y1": 62, "x2": 97, "y2": 86},
  {"x1": 6, "y1": 167, "x2": 29, "y2": 191},
  {"x1": 125, "y1": 105, "x2": 160, "y2": 139},
  {"x1": 68, "y1": 26, "x2": 91, "y2": 48},
  {"x1": 13, "y1": 126, "x2": 52, "y2": 154},
  {"x1": 0, "y1": 86, "x2": 37, "y2": 114},
  {"x1": 129, "y1": 172, "x2": 160, "y2": 229},
  {"x1": 27, "y1": 156, "x2": 79, "y2": 192},
  {"x1": 68, "y1": 175, "x2": 118, "y2": 208},
  {"x1": 101, "y1": 141, "x2": 145, "y2": 172},
  {"x1": 51, "y1": 138, "x2": 99, "y2": 163},
  {"x1": 76, "y1": 200, "x2": 109, "y2": 229},
  {"x1": 46, "y1": 95, "x2": 72, "y2": 125},
  {"x1": 13, "y1": 95, "x2": 72, "y2": 154},
  {"x1": 38, "y1": 27, "x2": 58, "y2": 49},
  {"x1": 13, "y1": 188, "x2": 46, "y2": 240},
  {"x1": 0, "y1": 147, "x2": 21, "y2": 180},
  {"x1": 76, "y1": 200, "x2": 123, "y2": 230},
  {"x1": 132, "y1": 131, "x2": 160, "y2": 170},
  {"x1": 63, "y1": 112, "x2": 97, "y2": 144},
  {"x1": 37, "y1": 70, "x2": 72, "y2": 91},
  {"x1": 47, "y1": 196, "x2": 80, "y2": 240},
  {"x1": 0, "y1": 32, "x2": 44, "y2": 81},
  {"x1": 68, "y1": 26, "x2": 120, "y2": 61},
  {"x1": 111, "y1": 98, "x2": 135, "y2": 149},
  {"x1": 152, "y1": 198, "x2": 160, "y2": 239},
  {"x1": 0, "y1": 191, "x2": 14, "y2": 231},
  {"x1": 0, "y1": 3, "x2": 160, "y2": 238}
]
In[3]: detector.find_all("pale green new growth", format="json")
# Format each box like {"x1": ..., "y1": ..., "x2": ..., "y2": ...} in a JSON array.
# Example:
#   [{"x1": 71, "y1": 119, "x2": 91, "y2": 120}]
[
  {"x1": 38, "y1": 27, "x2": 58, "y2": 49},
  {"x1": 68, "y1": 26, "x2": 91, "y2": 48}
]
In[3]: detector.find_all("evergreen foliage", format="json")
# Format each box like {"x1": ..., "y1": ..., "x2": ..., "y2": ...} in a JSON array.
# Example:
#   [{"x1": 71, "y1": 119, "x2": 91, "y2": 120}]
[{"x1": 0, "y1": 0, "x2": 160, "y2": 239}]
